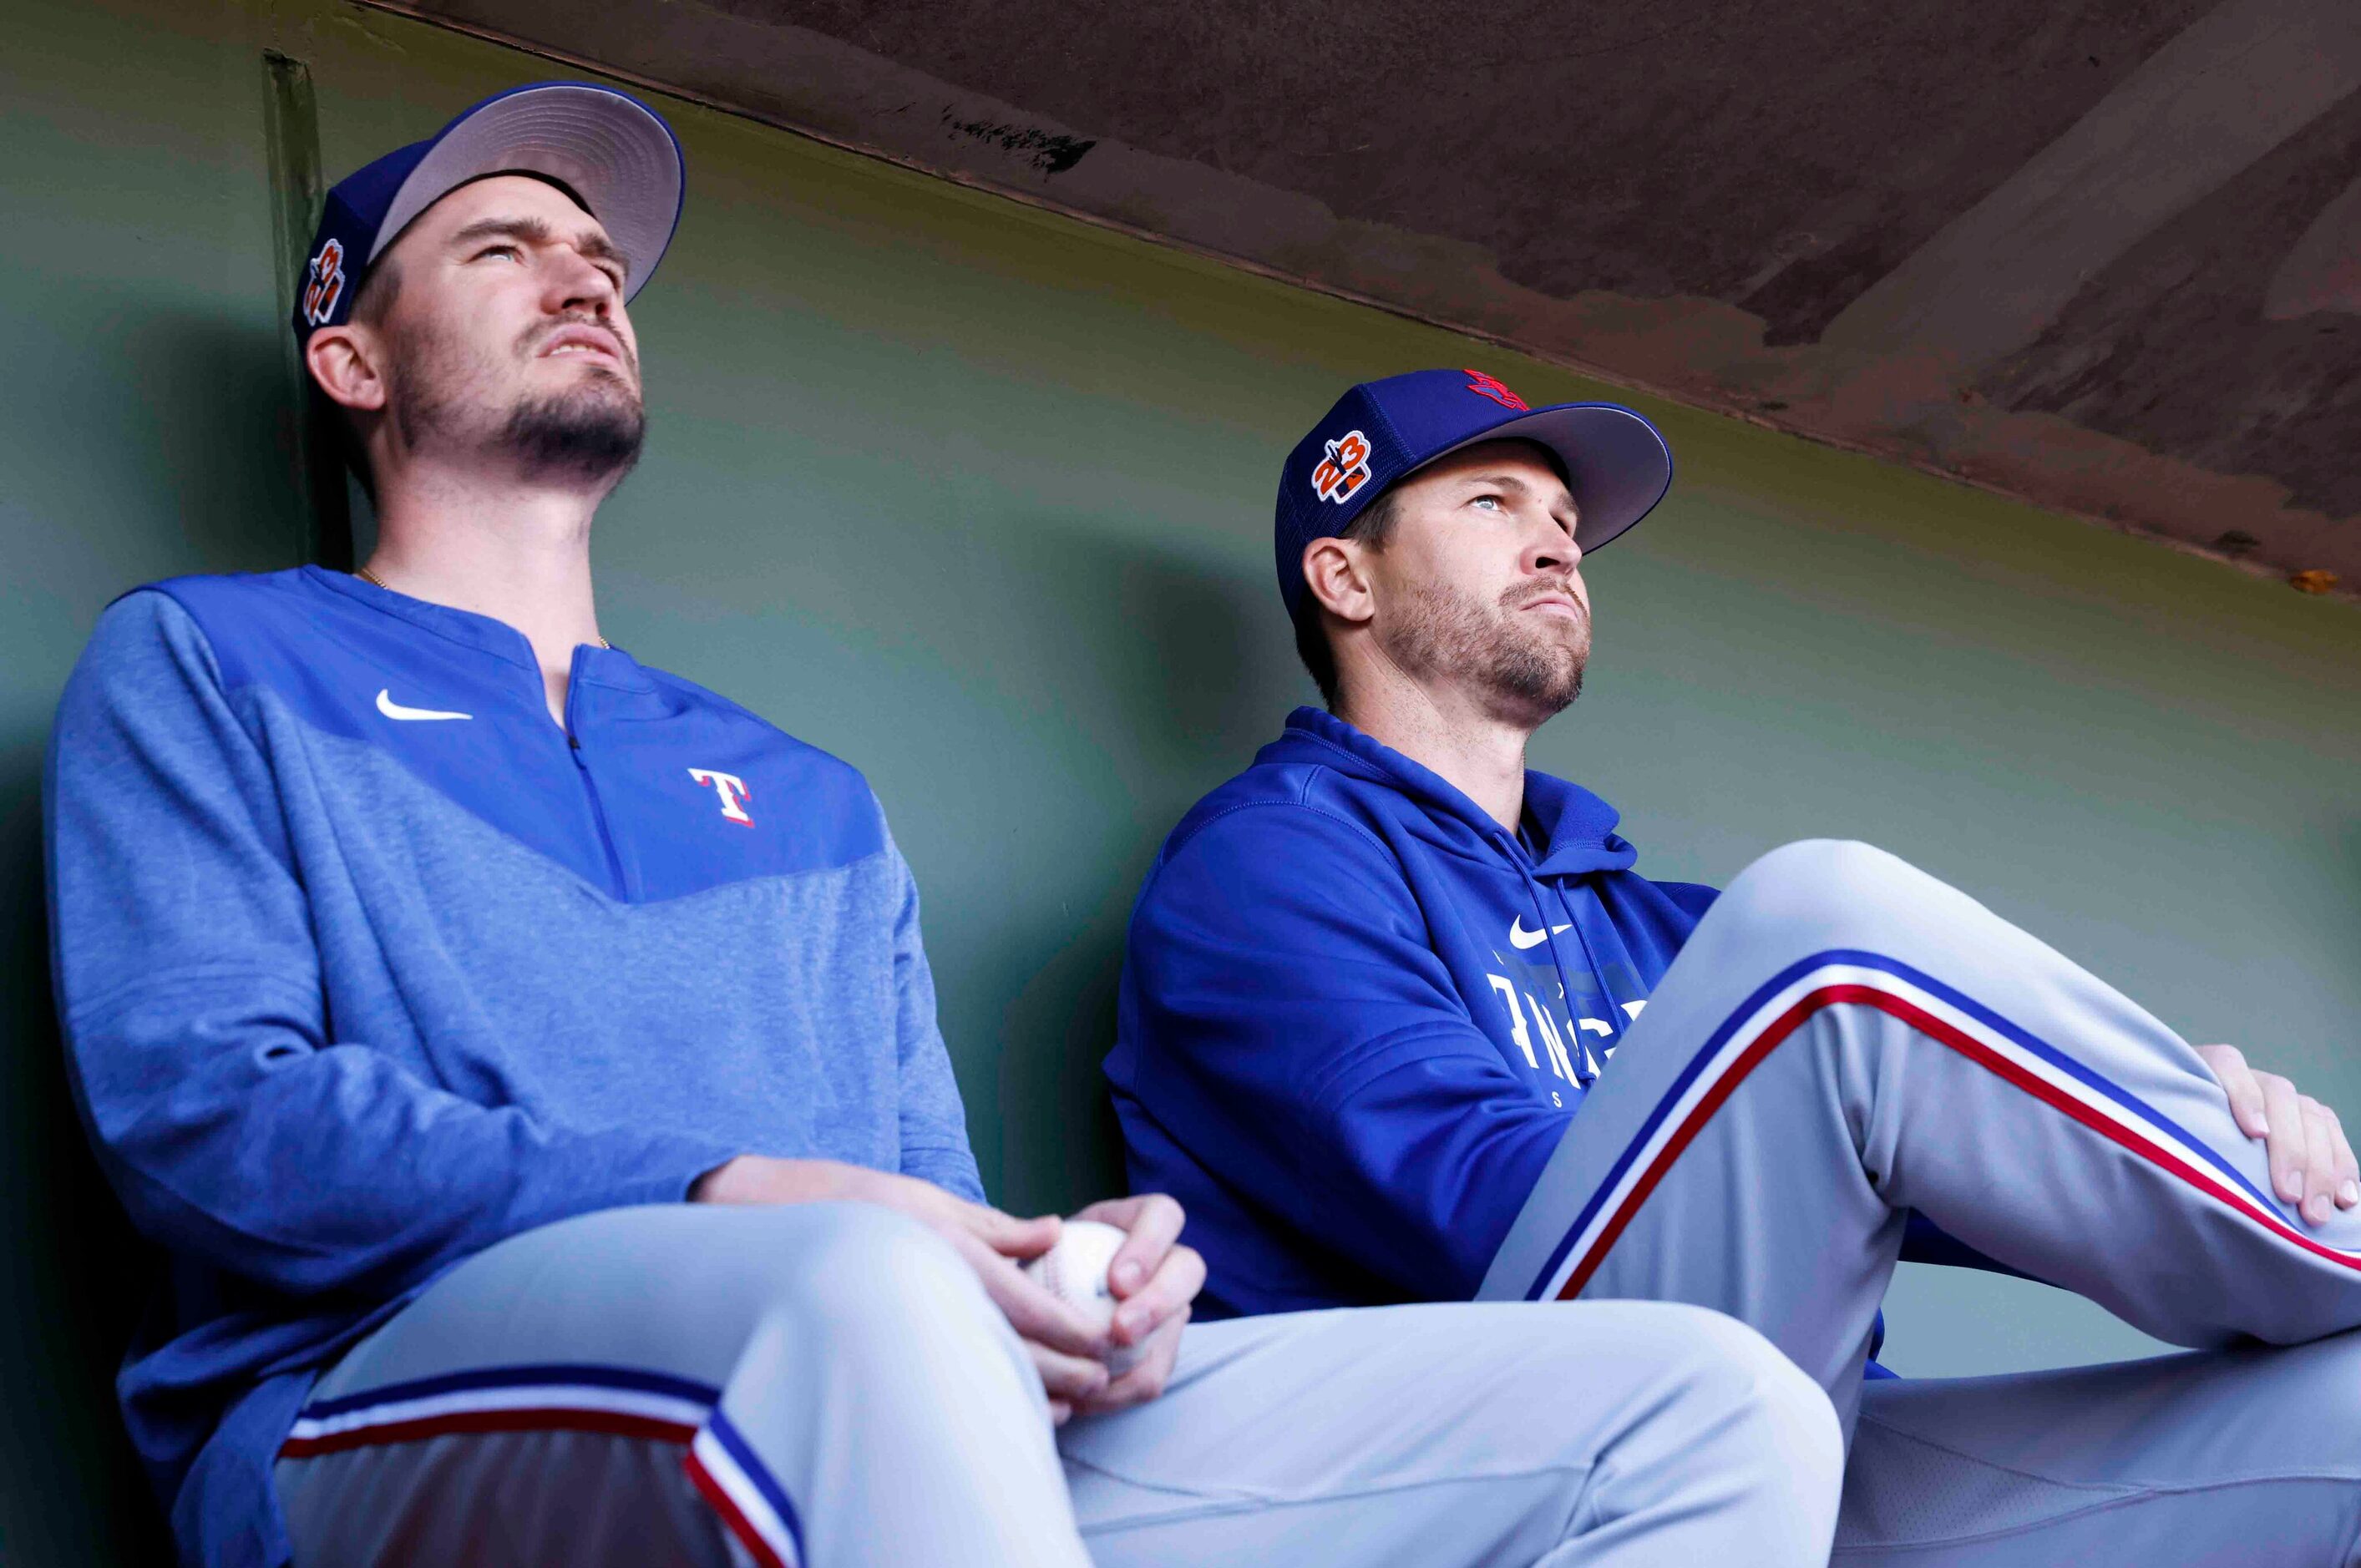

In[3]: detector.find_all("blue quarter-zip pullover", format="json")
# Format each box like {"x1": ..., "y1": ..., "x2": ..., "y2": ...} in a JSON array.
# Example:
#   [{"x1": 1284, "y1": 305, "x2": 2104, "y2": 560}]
[
  {"x1": 1107, "y1": 707, "x2": 1715, "y2": 1318},
  {"x1": 44, "y1": 567, "x2": 981, "y2": 1568}
]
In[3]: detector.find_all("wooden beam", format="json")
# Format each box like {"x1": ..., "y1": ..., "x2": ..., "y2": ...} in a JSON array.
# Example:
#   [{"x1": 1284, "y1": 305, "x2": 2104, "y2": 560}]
[{"x1": 261, "y1": 48, "x2": 353, "y2": 571}]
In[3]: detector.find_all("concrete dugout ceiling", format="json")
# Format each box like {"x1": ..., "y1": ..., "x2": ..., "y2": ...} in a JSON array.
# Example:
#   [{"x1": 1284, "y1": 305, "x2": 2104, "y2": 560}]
[{"x1": 383, "y1": 0, "x2": 2358, "y2": 599}]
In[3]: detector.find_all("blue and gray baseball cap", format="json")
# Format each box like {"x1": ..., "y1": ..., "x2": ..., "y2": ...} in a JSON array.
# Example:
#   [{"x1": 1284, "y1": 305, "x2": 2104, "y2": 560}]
[
  {"x1": 1274, "y1": 368, "x2": 1674, "y2": 619},
  {"x1": 293, "y1": 81, "x2": 685, "y2": 345}
]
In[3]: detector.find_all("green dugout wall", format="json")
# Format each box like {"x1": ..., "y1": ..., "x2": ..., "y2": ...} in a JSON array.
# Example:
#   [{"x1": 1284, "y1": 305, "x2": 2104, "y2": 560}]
[{"x1": 7, "y1": 1, "x2": 2359, "y2": 1559}]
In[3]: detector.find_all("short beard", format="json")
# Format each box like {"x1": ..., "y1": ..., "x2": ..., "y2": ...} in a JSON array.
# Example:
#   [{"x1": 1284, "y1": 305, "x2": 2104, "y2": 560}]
[
  {"x1": 498, "y1": 380, "x2": 644, "y2": 485},
  {"x1": 1381, "y1": 577, "x2": 1588, "y2": 724},
  {"x1": 385, "y1": 315, "x2": 644, "y2": 488}
]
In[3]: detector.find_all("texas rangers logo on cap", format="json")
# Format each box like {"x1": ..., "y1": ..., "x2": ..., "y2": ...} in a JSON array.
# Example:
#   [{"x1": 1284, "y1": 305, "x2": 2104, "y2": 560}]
[
  {"x1": 1310, "y1": 429, "x2": 1374, "y2": 505},
  {"x1": 301, "y1": 239, "x2": 347, "y2": 328},
  {"x1": 1463, "y1": 369, "x2": 1529, "y2": 411}
]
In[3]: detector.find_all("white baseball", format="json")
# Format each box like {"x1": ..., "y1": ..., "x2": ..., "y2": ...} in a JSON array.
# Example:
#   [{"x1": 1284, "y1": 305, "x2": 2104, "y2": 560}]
[{"x1": 1024, "y1": 1218, "x2": 1145, "y2": 1376}]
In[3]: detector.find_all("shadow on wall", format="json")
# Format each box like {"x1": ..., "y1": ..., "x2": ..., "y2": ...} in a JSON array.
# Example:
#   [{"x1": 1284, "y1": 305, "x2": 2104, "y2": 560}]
[
  {"x1": 987, "y1": 518, "x2": 1297, "y2": 1216},
  {"x1": 0, "y1": 778, "x2": 172, "y2": 1561},
  {"x1": 52, "y1": 298, "x2": 312, "y2": 561},
  {"x1": 150, "y1": 308, "x2": 307, "y2": 504},
  {"x1": 1, "y1": 298, "x2": 301, "y2": 1560}
]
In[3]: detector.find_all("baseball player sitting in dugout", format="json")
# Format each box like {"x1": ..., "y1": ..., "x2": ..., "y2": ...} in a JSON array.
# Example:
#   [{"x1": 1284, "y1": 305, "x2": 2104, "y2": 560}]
[
  {"x1": 1110, "y1": 367, "x2": 2361, "y2": 1566},
  {"x1": 44, "y1": 84, "x2": 1858, "y2": 1568}
]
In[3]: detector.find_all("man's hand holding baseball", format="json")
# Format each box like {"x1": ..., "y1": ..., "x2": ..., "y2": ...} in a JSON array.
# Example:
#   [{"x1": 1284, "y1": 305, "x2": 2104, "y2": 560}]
[
  {"x1": 692, "y1": 1157, "x2": 1201, "y2": 1422},
  {"x1": 1065, "y1": 1193, "x2": 1203, "y2": 1419}
]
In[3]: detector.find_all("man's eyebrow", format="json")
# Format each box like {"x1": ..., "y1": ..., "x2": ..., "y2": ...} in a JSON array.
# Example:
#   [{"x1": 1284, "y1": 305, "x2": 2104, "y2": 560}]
[
  {"x1": 446, "y1": 215, "x2": 629, "y2": 277},
  {"x1": 574, "y1": 231, "x2": 627, "y2": 274},
  {"x1": 448, "y1": 215, "x2": 552, "y2": 249},
  {"x1": 1461, "y1": 471, "x2": 1578, "y2": 513}
]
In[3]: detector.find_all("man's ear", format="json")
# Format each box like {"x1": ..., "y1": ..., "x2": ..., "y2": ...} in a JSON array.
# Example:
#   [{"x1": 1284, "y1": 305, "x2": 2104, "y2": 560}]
[
  {"x1": 1301, "y1": 536, "x2": 1376, "y2": 628},
  {"x1": 304, "y1": 323, "x2": 388, "y2": 414}
]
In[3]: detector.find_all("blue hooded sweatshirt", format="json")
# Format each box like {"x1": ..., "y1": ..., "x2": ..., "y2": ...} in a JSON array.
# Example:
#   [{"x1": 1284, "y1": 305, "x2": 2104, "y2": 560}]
[
  {"x1": 1107, "y1": 707, "x2": 1715, "y2": 1318},
  {"x1": 45, "y1": 569, "x2": 982, "y2": 1568}
]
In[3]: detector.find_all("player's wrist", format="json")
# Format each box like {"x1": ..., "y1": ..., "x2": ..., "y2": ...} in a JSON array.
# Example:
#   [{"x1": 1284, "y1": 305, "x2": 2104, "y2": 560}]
[
  {"x1": 689, "y1": 1154, "x2": 853, "y2": 1206},
  {"x1": 689, "y1": 1155, "x2": 754, "y2": 1203}
]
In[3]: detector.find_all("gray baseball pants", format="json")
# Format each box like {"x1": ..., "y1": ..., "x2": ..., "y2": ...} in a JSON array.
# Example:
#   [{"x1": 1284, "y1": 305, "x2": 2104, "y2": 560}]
[
  {"x1": 276, "y1": 1201, "x2": 1843, "y2": 1566},
  {"x1": 1482, "y1": 838, "x2": 2361, "y2": 1564}
]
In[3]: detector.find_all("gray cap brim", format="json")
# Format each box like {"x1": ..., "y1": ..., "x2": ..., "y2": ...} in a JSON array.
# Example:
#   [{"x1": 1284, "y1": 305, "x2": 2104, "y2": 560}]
[
  {"x1": 1425, "y1": 402, "x2": 1674, "y2": 554},
  {"x1": 374, "y1": 83, "x2": 684, "y2": 301}
]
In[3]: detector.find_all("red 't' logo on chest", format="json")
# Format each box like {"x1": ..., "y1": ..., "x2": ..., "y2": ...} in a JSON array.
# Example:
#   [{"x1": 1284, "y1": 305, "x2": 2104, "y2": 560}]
[{"x1": 688, "y1": 768, "x2": 754, "y2": 826}]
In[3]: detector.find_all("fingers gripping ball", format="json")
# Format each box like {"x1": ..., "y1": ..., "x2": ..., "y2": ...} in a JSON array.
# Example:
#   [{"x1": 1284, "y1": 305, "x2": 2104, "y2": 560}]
[{"x1": 1025, "y1": 1219, "x2": 1144, "y2": 1375}]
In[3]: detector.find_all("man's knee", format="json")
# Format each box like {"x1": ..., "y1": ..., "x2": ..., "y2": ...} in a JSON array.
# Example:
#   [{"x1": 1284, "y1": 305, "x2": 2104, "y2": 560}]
[
  {"x1": 1501, "y1": 1304, "x2": 1842, "y2": 1550},
  {"x1": 1714, "y1": 837, "x2": 1936, "y2": 939},
  {"x1": 737, "y1": 1201, "x2": 990, "y2": 1346},
  {"x1": 1662, "y1": 1307, "x2": 1844, "y2": 1476},
  {"x1": 721, "y1": 1202, "x2": 1045, "y2": 1425},
  {"x1": 1505, "y1": 1302, "x2": 1842, "y2": 1480},
  {"x1": 532, "y1": 1201, "x2": 999, "y2": 1375}
]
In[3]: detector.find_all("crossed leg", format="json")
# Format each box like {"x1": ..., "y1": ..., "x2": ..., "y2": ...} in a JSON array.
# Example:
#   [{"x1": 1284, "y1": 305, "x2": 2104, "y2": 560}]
[{"x1": 1481, "y1": 837, "x2": 2361, "y2": 1561}]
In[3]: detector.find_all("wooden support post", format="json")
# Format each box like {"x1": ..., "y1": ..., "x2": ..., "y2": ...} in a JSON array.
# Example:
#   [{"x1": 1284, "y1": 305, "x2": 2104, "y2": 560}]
[{"x1": 261, "y1": 49, "x2": 353, "y2": 571}]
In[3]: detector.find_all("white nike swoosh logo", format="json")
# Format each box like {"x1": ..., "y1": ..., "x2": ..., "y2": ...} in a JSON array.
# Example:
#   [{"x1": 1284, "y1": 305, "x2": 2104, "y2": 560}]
[
  {"x1": 1507, "y1": 917, "x2": 1576, "y2": 949},
  {"x1": 376, "y1": 689, "x2": 473, "y2": 722}
]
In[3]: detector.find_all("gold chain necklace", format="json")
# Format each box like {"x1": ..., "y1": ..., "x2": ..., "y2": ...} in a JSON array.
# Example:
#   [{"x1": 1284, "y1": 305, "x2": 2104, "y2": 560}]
[{"x1": 353, "y1": 566, "x2": 611, "y2": 650}]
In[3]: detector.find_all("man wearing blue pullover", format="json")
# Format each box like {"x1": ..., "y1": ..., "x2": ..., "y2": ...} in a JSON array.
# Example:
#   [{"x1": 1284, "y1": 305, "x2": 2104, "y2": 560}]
[
  {"x1": 1112, "y1": 367, "x2": 2361, "y2": 1565},
  {"x1": 45, "y1": 90, "x2": 1852, "y2": 1568}
]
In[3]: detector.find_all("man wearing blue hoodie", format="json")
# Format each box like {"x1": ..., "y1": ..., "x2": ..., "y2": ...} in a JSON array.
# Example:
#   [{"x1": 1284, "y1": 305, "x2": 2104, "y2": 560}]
[
  {"x1": 46, "y1": 95, "x2": 1852, "y2": 1568},
  {"x1": 1112, "y1": 367, "x2": 2361, "y2": 1564}
]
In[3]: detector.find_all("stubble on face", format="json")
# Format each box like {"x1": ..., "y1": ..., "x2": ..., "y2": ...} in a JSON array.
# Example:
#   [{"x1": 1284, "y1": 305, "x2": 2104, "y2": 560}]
[
  {"x1": 1378, "y1": 571, "x2": 1590, "y2": 725},
  {"x1": 385, "y1": 306, "x2": 646, "y2": 486}
]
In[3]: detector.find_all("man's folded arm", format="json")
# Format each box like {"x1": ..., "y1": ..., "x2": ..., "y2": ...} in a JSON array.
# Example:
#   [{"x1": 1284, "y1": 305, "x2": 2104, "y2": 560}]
[
  {"x1": 45, "y1": 592, "x2": 737, "y2": 1302},
  {"x1": 1124, "y1": 802, "x2": 1570, "y2": 1298}
]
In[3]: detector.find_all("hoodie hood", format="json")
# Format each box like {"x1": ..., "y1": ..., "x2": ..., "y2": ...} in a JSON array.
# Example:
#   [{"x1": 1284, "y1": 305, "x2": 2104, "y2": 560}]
[
  {"x1": 1110, "y1": 705, "x2": 1719, "y2": 1318},
  {"x1": 1263, "y1": 707, "x2": 1639, "y2": 881}
]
